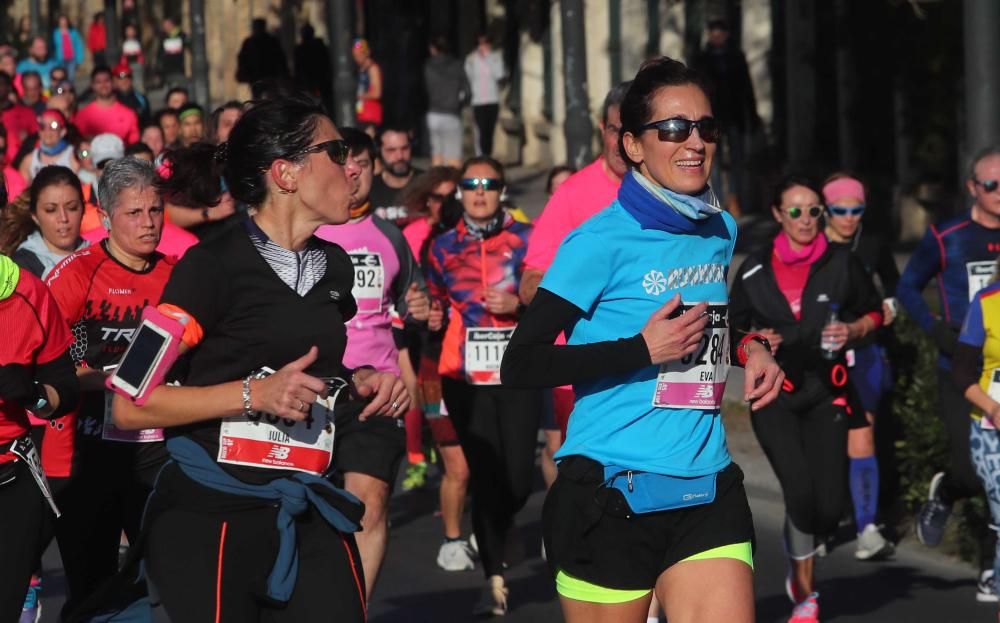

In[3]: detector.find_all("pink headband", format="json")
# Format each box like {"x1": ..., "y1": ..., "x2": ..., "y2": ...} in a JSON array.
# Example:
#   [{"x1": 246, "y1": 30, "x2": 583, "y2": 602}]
[{"x1": 822, "y1": 177, "x2": 865, "y2": 205}]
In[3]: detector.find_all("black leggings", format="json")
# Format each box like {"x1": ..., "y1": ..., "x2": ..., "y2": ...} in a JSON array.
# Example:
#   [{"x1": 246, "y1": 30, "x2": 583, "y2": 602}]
[
  {"x1": 751, "y1": 378, "x2": 848, "y2": 556},
  {"x1": 441, "y1": 377, "x2": 542, "y2": 578},
  {"x1": 55, "y1": 443, "x2": 157, "y2": 616},
  {"x1": 0, "y1": 460, "x2": 53, "y2": 623},
  {"x1": 473, "y1": 104, "x2": 500, "y2": 156},
  {"x1": 936, "y1": 366, "x2": 982, "y2": 502},
  {"x1": 146, "y1": 469, "x2": 367, "y2": 622}
]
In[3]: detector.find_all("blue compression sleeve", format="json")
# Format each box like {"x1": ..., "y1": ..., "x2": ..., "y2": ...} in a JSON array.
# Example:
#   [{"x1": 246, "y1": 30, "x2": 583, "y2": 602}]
[{"x1": 850, "y1": 456, "x2": 879, "y2": 530}]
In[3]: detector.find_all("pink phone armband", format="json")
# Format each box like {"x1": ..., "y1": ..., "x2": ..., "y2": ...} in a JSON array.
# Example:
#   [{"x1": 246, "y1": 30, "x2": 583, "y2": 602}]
[{"x1": 106, "y1": 306, "x2": 186, "y2": 405}]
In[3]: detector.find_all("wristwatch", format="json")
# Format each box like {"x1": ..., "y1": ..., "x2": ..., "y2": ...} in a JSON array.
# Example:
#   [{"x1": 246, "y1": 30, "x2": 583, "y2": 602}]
[
  {"x1": 28, "y1": 382, "x2": 48, "y2": 413},
  {"x1": 737, "y1": 334, "x2": 772, "y2": 366}
]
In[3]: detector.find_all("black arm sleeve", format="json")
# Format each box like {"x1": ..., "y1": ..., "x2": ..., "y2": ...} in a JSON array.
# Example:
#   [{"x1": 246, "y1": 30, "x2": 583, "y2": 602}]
[
  {"x1": 952, "y1": 342, "x2": 983, "y2": 395},
  {"x1": 35, "y1": 351, "x2": 79, "y2": 419},
  {"x1": 500, "y1": 287, "x2": 651, "y2": 388}
]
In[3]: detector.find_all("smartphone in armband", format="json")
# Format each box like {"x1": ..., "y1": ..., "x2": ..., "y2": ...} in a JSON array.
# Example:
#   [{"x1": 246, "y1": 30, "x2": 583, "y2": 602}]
[{"x1": 107, "y1": 307, "x2": 185, "y2": 405}]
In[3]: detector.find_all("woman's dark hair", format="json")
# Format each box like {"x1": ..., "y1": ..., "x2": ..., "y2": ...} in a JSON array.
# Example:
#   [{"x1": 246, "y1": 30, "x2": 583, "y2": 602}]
[
  {"x1": 546, "y1": 165, "x2": 576, "y2": 194},
  {"x1": 460, "y1": 155, "x2": 505, "y2": 186},
  {"x1": 617, "y1": 57, "x2": 710, "y2": 169},
  {"x1": 421, "y1": 196, "x2": 464, "y2": 265},
  {"x1": 220, "y1": 91, "x2": 327, "y2": 206},
  {"x1": 0, "y1": 166, "x2": 83, "y2": 255},
  {"x1": 400, "y1": 166, "x2": 461, "y2": 217},
  {"x1": 770, "y1": 174, "x2": 824, "y2": 210},
  {"x1": 125, "y1": 142, "x2": 154, "y2": 159},
  {"x1": 340, "y1": 126, "x2": 376, "y2": 162},
  {"x1": 154, "y1": 108, "x2": 178, "y2": 125},
  {"x1": 155, "y1": 142, "x2": 224, "y2": 208}
]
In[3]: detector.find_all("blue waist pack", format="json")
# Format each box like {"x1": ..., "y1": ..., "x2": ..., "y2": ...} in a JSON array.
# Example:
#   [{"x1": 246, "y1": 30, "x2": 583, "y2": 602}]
[{"x1": 601, "y1": 466, "x2": 717, "y2": 516}]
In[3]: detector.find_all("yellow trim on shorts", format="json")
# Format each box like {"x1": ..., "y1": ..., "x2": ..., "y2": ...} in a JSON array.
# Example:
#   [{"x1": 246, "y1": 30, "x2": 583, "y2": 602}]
[
  {"x1": 556, "y1": 570, "x2": 652, "y2": 604},
  {"x1": 555, "y1": 541, "x2": 754, "y2": 604},
  {"x1": 680, "y1": 541, "x2": 754, "y2": 570}
]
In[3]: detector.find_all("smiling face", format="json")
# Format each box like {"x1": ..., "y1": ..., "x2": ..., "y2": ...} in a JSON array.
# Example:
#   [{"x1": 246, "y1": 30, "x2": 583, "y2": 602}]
[
  {"x1": 32, "y1": 182, "x2": 83, "y2": 253},
  {"x1": 773, "y1": 185, "x2": 822, "y2": 249},
  {"x1": 104, "y1": 184, "x2": 164, "y2": 259},
  {"x1": 460, "y1": 162, "x2": 503, "y2": 224},
  {"x1": 621, "y1": 83, "x2": 715, "y2": 195},
  {"x1": 38, "y1": 114, "x2": 66, "y2": 148}
]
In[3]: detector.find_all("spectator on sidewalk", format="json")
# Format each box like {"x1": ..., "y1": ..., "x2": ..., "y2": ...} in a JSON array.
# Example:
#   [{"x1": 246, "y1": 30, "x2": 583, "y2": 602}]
[
  {"x1": 464, "y1": 33, "x2": 504, "y2": 157},
  {"x1": 353, "y1": 38, "x2": 383, "y2": 127},
  {"x1": 51, "y1": 16, "x2": 85, "y2": 83},
  {"x1": 236, "y1": 18, "x2": 289, "y2": 88},
  {"x1": 157, "y1": 17, "x2": 187, "y2": 90},
  {"x1": 119, "y1": 23, "x2": 145, "y2": 90},
  {"x1": 293, "y1": 23, "x2": 332, "y2": 111},
  {"x1": 424, "y1": 36, "x2": 469, "y2": 168},
  {"x1": 16, "y1": 38, "x2": 59, "y2": 91},
  {"x1": 692, "y1": 18, "x2": 760, "y2": 215},
  {"x1": 87, "y1": 12, "x2": 107, "y2": 66},
  {"x1": 113, "y1": 62, "x2": 150, "y2": 127},
  {"x1": 164, "y1": 86, "x2": 187, "y2": 110},
  {"x1": 74, "y1": 66, "x2": 139, "y2": 143},
  {"x1": 12, "y1": 17, "x2": 32, "y2": 59}
]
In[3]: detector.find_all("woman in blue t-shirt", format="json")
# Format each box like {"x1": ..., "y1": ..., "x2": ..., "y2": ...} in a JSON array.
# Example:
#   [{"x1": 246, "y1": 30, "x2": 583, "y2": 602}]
[{"x1": 502, "y1": 57, "x2": 783, "y2": 623}]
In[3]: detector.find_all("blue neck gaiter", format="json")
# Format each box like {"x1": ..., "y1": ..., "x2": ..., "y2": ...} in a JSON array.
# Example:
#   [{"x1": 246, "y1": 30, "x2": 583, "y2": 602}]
[{"x1": 617, "y1": 169, "x2": 721, "y2": 234}]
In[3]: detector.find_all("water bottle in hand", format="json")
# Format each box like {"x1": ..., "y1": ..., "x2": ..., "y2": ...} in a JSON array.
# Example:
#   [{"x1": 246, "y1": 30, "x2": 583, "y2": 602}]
[{"x1": 820, "y1": 303, "x2": 842, "y2": 361}]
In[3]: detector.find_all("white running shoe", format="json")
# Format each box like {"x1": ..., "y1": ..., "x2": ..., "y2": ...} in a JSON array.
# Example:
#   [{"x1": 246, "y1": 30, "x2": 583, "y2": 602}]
[
  {"x1": 977, "y1": 570, "x2": 999, "y2": 603},
  {"x1": 473, "y1": 575, "x2": 509, "y2": 616},
  {"x1": 855, "y1": 523, "x2": 894, "y2": 560},
  {"x1": 437, "y1": 539, "x2": 476, "y2": 571}
]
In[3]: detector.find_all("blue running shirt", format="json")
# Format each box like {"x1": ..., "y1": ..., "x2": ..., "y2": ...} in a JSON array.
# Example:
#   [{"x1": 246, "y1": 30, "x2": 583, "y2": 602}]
[{"x1": 541, "y1": 201, "x2": 737, "y2": 476}]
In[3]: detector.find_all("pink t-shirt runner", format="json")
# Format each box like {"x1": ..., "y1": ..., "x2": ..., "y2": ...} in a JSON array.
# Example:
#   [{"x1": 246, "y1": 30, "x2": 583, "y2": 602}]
[
  {"x1": 75, "y1": 100, "x2": 140, "y2": 143},
  {"x1": 316, "y1": 214, "x2": 425, "y2": 375},
  {"x1": 523, "y1": 157, "x2": 621, "y2": 272}
]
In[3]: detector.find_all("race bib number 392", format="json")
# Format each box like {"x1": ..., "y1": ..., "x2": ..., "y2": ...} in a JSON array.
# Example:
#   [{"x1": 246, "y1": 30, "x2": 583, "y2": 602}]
[
  {"x1": 351, "y1": 253, "x2": 385, "y2": 313},
  {"x1": 652, "y1": 303, "x2": 730, "y2": 410}
]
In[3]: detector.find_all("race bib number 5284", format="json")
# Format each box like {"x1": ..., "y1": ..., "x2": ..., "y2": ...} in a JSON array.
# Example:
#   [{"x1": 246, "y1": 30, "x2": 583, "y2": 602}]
[{"x1": 652, "y1": 303, "x2": 730, "y2": 410}]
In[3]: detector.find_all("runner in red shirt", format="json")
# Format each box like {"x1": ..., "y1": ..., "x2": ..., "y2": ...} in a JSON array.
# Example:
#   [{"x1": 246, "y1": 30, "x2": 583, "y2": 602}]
[
  {"x1": 0, "y1": 254, "x2": 78, "y2": 622},
  {"x1": 74, "y1": 66, "x2": 140, "y2": 143},
  {"x1": 0, "y1": 72, "x2": 39, "y2": 162},
  {"x1": 45, "y1": 158, "x2": 173, "y2": 618}
]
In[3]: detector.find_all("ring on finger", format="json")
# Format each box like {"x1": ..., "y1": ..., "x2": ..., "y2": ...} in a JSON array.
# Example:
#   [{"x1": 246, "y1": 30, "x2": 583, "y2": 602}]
[
  {"x1": 297, "y1": 399, "x2": 306, "y2": 412},
  {"x1": 391, "y1": 401, "x2": 399, "y2": 410}
]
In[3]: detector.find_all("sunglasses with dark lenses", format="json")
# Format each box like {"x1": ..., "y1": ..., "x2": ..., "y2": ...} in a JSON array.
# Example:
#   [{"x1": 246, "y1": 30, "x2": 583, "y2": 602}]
[
  {"x1": 428, "y1": 192, "x2": 451, "y2": 203},
  {"x1": 828, "y1": 205, "x2": 865, "y2": 217},
  {"x1": 458, "y1": 177, "x2": 503, "y2": 192},
  {"x1": 785, "y1": 205, "x2": 824, "y2": 219},
  {"x1": 77, "y1": 149, "x2": 90, "y2": 159},
  {"x1": 975, "y1": 178, "x2": 1000, "y2": 192},
  {"x1": 640, "y1": 117, "x2": 720, "y2": 143},
  {"x1": 287, "y1": 139, "x2": 350, "y2": 165}
]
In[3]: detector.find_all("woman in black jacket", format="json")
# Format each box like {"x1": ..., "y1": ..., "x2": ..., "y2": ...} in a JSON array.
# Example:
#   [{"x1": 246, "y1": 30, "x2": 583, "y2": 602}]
[{"x1": 729, "y1": 175, "x2": 883, "y2": 622}]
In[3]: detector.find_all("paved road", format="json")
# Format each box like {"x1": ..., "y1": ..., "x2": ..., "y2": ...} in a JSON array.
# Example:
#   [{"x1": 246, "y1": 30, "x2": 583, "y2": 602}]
[{"x1": 35, "y1": 447, "x2": 992, "y2": 623}]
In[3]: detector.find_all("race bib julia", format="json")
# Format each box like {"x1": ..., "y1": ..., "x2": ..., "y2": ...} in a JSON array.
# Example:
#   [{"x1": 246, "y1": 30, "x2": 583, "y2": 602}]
[
  {"x1": 465, "y1": 327, "x2": 515, "y2": 386},
  {"x1": 653, "y1": 303, "x2": 730, "y2": 410},
  {"x1": 351, "y1": 253, "x2": 385, "y2": 314},
  {"x1": 217, "y1": 372, "x2": 343, "y2": 475}
]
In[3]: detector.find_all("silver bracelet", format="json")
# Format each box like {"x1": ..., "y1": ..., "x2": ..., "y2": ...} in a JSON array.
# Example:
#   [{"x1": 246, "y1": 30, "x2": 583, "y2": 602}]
[{"x1": 242, "y1": 375, "x2": 254, "y2": 416}]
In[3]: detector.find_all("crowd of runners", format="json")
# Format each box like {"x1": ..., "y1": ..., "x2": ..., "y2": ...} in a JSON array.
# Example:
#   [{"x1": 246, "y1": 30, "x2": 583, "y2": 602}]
[{"x1": 1, "y1": 21, "x2": 1000, "y2": 623}]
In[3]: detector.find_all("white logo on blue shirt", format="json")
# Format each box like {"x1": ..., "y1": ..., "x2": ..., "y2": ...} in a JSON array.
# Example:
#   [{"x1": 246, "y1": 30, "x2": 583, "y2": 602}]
[{"x1": 643, "y1": 270, "x2": 668, "y2": 295}]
